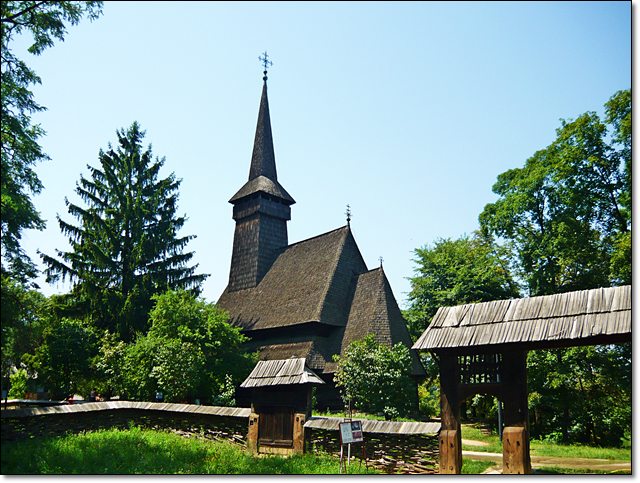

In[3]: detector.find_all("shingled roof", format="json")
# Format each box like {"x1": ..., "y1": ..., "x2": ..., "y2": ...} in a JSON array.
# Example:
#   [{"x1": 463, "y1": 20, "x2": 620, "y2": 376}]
[
  {"x1": 218, "y1": 225, "x2": 367, "y2": 331},
  {"x1": 229, "y1": 175, "x2": 294, "y2": 204},
  {"x1": 240, "y1": 358, "x2": 325, "y2": 388},
  {"x1": 322, "y1": 268, "x2": 425, "y2": 376},
  {"x1": 413, "y1": 285, "x2": 631, "y2": 352}
]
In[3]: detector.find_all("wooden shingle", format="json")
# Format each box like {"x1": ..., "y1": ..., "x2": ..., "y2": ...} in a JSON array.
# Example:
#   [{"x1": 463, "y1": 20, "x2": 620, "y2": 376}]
[{"x1": 413, "y1": 286, "x2": 631, "y2": 352}]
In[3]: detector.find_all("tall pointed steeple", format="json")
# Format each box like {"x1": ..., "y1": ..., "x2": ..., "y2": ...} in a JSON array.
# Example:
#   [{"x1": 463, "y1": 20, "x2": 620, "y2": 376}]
[
  {"x1": 249, "y1": 80, "x2": 277, "y2": 181},
  {"x1": 226, "y1": 59, "x2": 295, "y2": 292}
]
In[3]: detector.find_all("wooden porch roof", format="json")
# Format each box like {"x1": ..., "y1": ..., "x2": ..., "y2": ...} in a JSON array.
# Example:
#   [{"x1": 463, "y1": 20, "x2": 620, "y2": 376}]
[{"x1": 412, "y1": 285, "x2": 631, "y2": 353}]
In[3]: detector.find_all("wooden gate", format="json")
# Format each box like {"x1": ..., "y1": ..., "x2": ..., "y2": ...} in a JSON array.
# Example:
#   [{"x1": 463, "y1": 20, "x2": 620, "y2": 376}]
[{"x1": 258, "y1": 406, "x2": 294, "y2": 448}]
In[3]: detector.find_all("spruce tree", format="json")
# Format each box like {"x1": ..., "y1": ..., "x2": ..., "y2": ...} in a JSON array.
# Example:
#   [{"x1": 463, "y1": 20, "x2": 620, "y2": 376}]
[{"x1": 41, "y1": 122, "x2": 208, "y2": 340}]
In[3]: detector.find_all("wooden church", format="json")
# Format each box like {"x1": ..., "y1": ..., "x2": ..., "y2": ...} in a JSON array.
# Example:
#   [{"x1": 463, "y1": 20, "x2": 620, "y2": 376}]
[{"x1": 217, "y1": 66, "x2": 424, "y2": 410}]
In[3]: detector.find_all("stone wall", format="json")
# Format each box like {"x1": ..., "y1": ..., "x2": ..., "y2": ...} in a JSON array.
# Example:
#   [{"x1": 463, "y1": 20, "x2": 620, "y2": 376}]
[
  {"x1": 2, "y1": 403, "x2": 440, "y2": 474},
  {"x1": 1, "y1": 402, "x2": 250, "y2": 445},
  {"x1": 304, "y1": 417, "x2": 440, "y2": 474}
]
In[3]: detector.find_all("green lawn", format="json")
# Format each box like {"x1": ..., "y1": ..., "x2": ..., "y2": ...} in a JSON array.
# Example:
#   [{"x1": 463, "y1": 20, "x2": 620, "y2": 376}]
[
  {"x1": 461, "y1": 423, "x2": 631, "y2": 460},
  {"x1": 461, "y1": 458, "x2": 496, "y2": 474},
  {"x1": 1, "y1": 427, "x2": 377, "y2": 475},
  {"x1": 535, "y1": 466, "x2": 631, "y2": 475}
]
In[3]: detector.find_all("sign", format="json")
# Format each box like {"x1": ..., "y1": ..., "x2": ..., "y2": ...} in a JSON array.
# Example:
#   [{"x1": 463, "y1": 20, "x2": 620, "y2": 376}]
[{"x1": 339, "y1": 420, "x2": 364, "y2": 444}]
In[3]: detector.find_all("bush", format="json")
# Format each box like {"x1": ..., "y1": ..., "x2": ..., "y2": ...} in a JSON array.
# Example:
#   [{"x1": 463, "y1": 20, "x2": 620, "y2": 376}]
[
  {"x1": 8, "y1": 368, "x2": 28, "y2": 399},
  {"x1": 333, "y1": 334, "x2": 415, "y2": 419}
]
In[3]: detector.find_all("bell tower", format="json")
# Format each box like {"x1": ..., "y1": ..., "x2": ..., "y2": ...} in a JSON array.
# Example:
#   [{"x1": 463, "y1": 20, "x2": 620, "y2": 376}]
[{"x1": 227, "y1": 55, "x2": 295, "y2": 292}]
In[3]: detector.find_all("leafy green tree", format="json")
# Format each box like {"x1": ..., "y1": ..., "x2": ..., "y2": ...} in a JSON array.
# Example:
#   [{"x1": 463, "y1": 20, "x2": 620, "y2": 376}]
[
  {"x1": 1, "y1": 274, "x2": 47, "y2": 389},
  {"x1": 119, "y1": 335, "x2": 159, "y2": 401},
  {"x1": 24, "y1": 317, "x2": 98, "y2": 399},
  {"x1": 40, "y1": 123, "x2": 208, "y2": 340},
  {"x1": 7, "y1": 368, "x2": 28, "y2": 399},
  {"x1": 91, "y1": 329, "x2": 126, "y2": 399},
  {"x1": 1, "y1": 1, "x2": 102, "y2": 282},
  {"x1": 118, "y1": 290, "x2": 255, "y2": 403},
  {"x1": 477, "y1": 90, "x2": 631, "y2": 447},
  {"x1": 479, "y1": 90, "x2": 630, "y2": 295},
  {"x1": 527, "y1": 344, "x2": 631, "y2": 447},
  {"x1": 404, "y1": 232, "x2": 520, "y2": 341},
  {"x1": 333, "y1": 334, "x2": 416, "y2": 420}
]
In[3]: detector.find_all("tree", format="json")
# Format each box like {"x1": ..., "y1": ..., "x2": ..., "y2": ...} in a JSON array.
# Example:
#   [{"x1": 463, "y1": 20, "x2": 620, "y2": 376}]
[
  {"x1": 40, "y1": 123, "x2": 208, "y2": 340},
  {"x1": 527, "y1": 344, "x2": 631, "y2": 447},
  {"x1": 24, "y1": 316, "x2": 98, "y2": 400},
  {"x1": 333, "y1": 334, "x2": 415, "y2": 420},
  {"x1": 404, "y1": 232, "x2": 520, "y2": 342},
  {"x1": 479, "y1": 90, "x2": 630, "y2": 295},
  {"x1": 478, "y1": 90, "x2": 631, "y2": 447},
  {"x1": 118, "y1": 290, "x2": 255, "y2": 403},
  {"x1": 1, "y1": 274, "x2": 47, "y2": 391},
  {"x1": 1, "y1": 1, "x2": 103, "y2": 283}
]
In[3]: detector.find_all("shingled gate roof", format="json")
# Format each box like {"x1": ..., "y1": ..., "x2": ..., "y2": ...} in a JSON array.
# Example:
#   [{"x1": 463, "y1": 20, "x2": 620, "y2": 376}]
[
  {"x1": 240, "y1": 358, "x2": 325, "y2": 388},
  {"x1": 413, "y1": 285, "x2": 631, "y2": 353}
]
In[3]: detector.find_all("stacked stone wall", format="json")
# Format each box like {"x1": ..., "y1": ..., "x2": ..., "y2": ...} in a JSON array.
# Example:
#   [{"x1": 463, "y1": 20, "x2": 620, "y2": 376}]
[
  {"x1": 305, "y1": 426, "x2": 439, "y2": 474},
  {"x1": 1, "y1": 402, "x2": 249, "y2": 445},
  {"x1": 2, "y1": 403, "x2": 440, "y2": 474}
]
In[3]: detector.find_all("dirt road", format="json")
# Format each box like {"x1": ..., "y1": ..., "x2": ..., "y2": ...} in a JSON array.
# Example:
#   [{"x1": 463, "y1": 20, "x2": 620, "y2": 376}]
[{"x1": 463, "y1": 449, "x2": 631, "y2": 473}]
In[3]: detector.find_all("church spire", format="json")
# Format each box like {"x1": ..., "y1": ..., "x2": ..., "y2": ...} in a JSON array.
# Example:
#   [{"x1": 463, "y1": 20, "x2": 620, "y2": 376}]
[
  {"x1": 226, "y1": 55, "x2": 294, "y2": 292},
  {"x1": 248, "y1": 78, "x2": 277, "y2": 181}
]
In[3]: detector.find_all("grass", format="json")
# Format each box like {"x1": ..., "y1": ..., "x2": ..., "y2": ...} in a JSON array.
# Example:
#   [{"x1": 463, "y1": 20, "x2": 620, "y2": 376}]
[
  {"x1": 461, "y1": 458, "x2": 496, "y2": 474},
  {"x1": 0, "y1": 427, "x2": 378, "y2": 475},
  {"x1": 535, "y1": 466, "x2": 631, "y2": 475},
  {"x1": 461, "y1": 423, "x2": 631, "y2": 461}
]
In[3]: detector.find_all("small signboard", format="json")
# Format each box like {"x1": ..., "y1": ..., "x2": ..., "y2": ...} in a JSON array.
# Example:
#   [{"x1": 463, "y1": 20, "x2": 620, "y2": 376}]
[{"x1": 339, "y1": 420, "x2": 364, "y2": 444}]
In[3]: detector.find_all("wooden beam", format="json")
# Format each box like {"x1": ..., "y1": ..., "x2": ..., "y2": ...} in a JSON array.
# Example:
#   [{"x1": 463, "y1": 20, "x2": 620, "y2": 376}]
[
  {"x1": 500, "y1": 350, "x2": 531, "y2": 474},
  {"x1": 439, "y1": 354, "x2": 461, "y2": 474},
  {"x1": 247, "y1": 412, "x2": 259, "y2": 454}
]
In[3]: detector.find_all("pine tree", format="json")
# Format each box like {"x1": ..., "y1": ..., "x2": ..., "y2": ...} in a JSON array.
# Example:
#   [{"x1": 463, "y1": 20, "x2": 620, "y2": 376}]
[{"x1": 41, "y1": 122, "x2": 208, "y2": 340}]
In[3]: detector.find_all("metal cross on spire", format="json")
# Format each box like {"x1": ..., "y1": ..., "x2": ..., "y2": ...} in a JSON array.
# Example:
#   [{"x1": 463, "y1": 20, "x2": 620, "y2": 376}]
[
  {"x1": 259, "y1": 51, "x2": 273, "y2": 81},
  {"x1": 345, "y1": 204, "x2": 352, "y2": 227},
  {"x1": 379, "y1": 256, "x2": 384, "y2": 267}
]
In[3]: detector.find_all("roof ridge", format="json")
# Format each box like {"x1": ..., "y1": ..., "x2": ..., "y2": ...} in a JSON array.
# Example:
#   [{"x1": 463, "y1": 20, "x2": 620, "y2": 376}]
[{"x1": 284, "y1": 225, "x2": 349, "y2": 250}]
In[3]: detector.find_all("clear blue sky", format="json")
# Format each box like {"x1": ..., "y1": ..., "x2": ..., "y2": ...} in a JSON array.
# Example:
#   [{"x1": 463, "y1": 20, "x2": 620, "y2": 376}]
[{"x1": 16, "y1": 1, "x2": 630, "y2": 308}]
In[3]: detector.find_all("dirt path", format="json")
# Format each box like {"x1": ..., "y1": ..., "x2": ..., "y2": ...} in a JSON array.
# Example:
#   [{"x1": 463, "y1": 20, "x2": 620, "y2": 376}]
[
  {"x1": 461, "y1": 438, "x2": 489, "y2": 447},
  {"x1": 463, "y1": 449, "x2": 631, "y2": 473}
]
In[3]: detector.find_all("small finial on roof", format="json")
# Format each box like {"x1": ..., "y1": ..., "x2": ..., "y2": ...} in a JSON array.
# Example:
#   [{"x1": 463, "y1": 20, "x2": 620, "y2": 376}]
[
  {"x1": 259, "y1": 51, "x2": 273, "y2": 82},
  {"x1": 345, "y1": 204, "x2": 352, "y2": 227},
  {"x1": 379, "y1": 256, "x2": 384, "y2": 267}
]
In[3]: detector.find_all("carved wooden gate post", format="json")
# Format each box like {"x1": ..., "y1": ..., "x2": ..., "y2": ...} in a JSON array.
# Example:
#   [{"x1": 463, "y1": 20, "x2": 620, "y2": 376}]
[
  {"x1": 439, "y1": 353, "x2": 462, "y2": 474},
  {"x1": 501, "y1": 350, "x2": 531, "y2": 474}
]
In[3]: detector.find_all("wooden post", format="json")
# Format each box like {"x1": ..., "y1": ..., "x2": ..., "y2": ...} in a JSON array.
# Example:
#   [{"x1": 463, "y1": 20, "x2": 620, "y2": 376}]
[
  {"x1": 247, "y1": 412, "x2": 260, "y2": 454},
  {"x1": 439, "y1": 353, "x2": 462, "y2": 474},
  {"x1": 501, "y1": 350, "x2": 531, "y2": 474},
  {"x1": 293, "y1": 412, "x2": 306, "y2": 454}
]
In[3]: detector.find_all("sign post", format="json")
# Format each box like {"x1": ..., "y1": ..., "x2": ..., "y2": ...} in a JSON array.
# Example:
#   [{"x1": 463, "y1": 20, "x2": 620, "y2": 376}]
[{"x1": 339, "y1": 420, "x2": 365, "y2": 473}]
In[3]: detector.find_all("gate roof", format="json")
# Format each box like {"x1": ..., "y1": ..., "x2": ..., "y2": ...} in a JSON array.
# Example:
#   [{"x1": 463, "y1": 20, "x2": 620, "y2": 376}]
[
  {"x1": 240, "y1": 357, "x2": 325, "y2": 388},
  {"x1": 412, "y1": 285, "x2": 631, "y2": 353}
]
